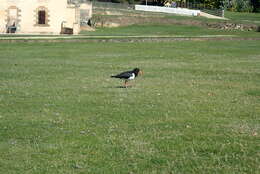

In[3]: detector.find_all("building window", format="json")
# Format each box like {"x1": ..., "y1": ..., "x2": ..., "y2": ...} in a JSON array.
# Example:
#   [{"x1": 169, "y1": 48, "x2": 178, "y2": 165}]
[
  {"x1": 38, "y1": 10, "x2": 46, "y2": 24},
  {"x1": 35, "y1": 6, "x2": 49, "y2": 26}
]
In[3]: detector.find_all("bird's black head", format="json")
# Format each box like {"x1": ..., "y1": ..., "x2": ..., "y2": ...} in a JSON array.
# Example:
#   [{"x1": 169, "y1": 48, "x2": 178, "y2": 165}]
[{"x1": 132, "y1": 68, "x2": 142, "y2": 77}]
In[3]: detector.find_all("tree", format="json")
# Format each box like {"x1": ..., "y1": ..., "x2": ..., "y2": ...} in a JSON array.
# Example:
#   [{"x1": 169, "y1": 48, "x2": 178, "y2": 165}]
[
  {"x1": 228, "y1": 0, "x2": 253, "y2": 12},
  {"x1": 251, "y1": 0, "x2": 260, "y2": 12}
]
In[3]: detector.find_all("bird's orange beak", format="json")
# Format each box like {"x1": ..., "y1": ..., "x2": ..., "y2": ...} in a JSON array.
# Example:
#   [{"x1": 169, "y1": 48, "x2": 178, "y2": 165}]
[{"x1": 138, "y1": 70, "x2": 143, "y2": 76}]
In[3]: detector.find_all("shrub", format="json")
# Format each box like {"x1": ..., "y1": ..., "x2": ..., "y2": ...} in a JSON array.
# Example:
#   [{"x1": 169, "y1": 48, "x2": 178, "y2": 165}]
[{"x1": 230, "y1": 0, "x2": 253, "y2": 12}]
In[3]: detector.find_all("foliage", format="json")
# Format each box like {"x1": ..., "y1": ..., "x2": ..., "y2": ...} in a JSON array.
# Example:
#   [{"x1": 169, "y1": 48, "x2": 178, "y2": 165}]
[
  {"x1": 231, "y1": 0, "x2": 253, "y2": 12},
  {"x1": 202, "y1": 0, "x2": 254, "y2": 12},
  {"x1": 199, "y1": 0, "x2": 223, "y2": 8},
  {"x1": 251, "y1": 0, "x2": 260, "y2": 12}
]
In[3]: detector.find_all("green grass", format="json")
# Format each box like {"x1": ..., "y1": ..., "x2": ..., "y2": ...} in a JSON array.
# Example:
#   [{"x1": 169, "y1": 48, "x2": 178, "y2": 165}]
[
  {"x1": 81, "y1": 24, "x2": 219, "y2": 36},
  {"x1": 82, "y1": 10, "x2": 260, "y2": 37},
  {"x1": 225, "y1": 11, "x2": 260, "y2": 25},
  {"x1": 81, "y1": 23, "x2": 260, "y2": 37},
  {"x1": 0, "y1": 40, "x2": 259, "y2": 173}
]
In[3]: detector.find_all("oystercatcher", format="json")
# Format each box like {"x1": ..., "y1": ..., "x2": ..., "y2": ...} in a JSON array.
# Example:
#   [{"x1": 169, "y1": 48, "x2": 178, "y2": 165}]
[{"x1": 111, "y1": 68, "x2": 143, "y2": 87}]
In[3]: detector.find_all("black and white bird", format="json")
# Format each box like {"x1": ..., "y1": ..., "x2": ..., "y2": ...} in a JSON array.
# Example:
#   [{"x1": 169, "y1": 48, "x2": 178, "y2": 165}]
[{"x1": 111, "y1": 68, "x2": 143, "y2": 87}]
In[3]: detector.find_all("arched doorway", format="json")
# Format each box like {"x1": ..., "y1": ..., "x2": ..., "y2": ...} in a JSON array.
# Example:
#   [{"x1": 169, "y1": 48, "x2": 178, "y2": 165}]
[{"x1": 6, "y1": 6, "x2": 20, "y2": 33}]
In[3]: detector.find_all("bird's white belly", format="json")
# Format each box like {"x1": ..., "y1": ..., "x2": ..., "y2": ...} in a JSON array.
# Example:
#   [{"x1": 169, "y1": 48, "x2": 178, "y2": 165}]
[{"x1": 128, "y1": 73, "x2": 135, "y2": 80}]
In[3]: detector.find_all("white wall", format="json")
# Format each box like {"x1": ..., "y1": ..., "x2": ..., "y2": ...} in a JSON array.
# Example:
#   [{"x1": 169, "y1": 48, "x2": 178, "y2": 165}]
[
  {"x1": 0, "y1": 5, "x2": 6, "y2": 33},
  {"x1": 135, "y1": 5, "x2": 200, "y2": 16},
  {"x1": 66, "y1": 5, "x2": 80, "y2": 34},
  {"x1": 80, "y1": 3, "x2": 92, "y2": 19}
]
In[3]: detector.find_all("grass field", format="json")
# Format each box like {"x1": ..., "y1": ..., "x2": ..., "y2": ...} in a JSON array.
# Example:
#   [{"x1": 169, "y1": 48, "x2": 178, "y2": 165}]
[
  {"x1": 83, "y1": 8, "x2": 260, "y2": 38},
  {"x1": 0, "y1": 40, "x2": 259, "y2": 173},
  {"x1": 81, "y1": 23, "x2": 260, "y2": 38},
  {"x1": 224, "y1": 11, "x2": 260, "y2": 25}
]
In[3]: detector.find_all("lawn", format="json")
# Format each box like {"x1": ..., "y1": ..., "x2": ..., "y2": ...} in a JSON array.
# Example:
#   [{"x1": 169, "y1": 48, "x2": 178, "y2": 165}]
[
  {"x1": 224, "y1": 11, "x2": 260, "y2": 25},
  {"x1": 81, "y1": 23, "x2": 260, "y2": 37},
  {"x1": 81, "y1": 11, "x2": 260, "y2": 38},
  {"x1": 0, "y1": 40, "x2": 259, "y2": 173}
]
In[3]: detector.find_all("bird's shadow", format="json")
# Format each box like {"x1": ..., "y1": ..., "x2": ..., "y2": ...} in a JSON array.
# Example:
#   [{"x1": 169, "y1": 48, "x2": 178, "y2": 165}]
[{"x1": 115, "y1": 86, "x2": 133, "y2": 89}]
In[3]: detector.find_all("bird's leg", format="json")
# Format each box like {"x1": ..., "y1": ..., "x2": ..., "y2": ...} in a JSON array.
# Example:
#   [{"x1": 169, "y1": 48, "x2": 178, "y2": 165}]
[{"x1": 124, "y1": 80, "x2": 128, "y2": 88}]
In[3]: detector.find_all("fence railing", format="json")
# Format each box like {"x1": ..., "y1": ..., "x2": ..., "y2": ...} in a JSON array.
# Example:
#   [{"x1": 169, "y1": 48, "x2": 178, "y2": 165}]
[
  {"x1": 201, "y1": 9, "x2": 223, "y2": 17},
  {"x1": 68, "y1": 0, "x2": 90, "y2": 3},
  {"x1": 175, "y1": 2, "x2": 224, "y2": 17}
]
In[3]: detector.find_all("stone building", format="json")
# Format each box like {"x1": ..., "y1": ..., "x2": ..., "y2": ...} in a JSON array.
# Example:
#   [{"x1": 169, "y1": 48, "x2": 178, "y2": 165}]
[{"x1": 0, "y1": 0, "x2": 92, "y2": 34}]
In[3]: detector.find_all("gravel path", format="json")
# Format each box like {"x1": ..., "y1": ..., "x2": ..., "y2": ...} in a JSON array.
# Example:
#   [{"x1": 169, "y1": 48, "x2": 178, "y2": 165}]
[{"x1": 0, "y1": 35, "x2": 259, "y2": 43}]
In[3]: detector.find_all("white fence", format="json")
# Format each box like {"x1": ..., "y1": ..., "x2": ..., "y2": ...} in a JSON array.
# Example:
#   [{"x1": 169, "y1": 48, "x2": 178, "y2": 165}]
[{"x1": 135, "y1": 5, "x2": 200, "y2": 16}]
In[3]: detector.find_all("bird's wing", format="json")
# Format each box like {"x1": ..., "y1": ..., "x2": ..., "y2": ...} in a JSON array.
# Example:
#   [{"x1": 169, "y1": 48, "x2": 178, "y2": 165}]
[{"x1": 114, "y1": 71, "x2": 132, "y2": 79}]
